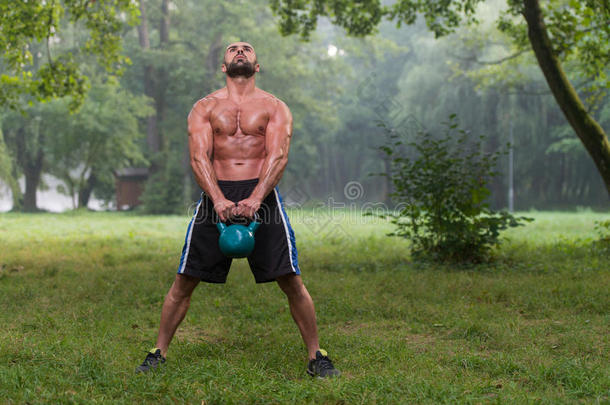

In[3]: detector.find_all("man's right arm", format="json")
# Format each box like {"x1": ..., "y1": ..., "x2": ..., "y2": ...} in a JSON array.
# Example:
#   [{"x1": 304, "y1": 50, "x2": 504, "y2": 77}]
[{"x1": 188, "y1": 99, "x2": 235, "y2": 221}]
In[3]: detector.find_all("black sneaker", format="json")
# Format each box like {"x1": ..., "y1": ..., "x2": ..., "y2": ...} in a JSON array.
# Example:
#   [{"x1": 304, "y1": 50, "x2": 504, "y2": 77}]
[
  {"x1": 135, "y1": 348, "x2": 166, "y2": 374},
  {"x1": 307, "y1": 349, "x2": 340, "y2": 378}
]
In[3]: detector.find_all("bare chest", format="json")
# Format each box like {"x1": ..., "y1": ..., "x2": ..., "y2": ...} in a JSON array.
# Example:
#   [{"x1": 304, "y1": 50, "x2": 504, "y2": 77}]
[{"x1": 210, "y1": 101, "x2": 270, "y2": 137}]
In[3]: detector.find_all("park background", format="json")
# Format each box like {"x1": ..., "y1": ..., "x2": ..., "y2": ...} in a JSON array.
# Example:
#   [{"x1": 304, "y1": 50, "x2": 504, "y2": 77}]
[
  {"x1": 1, "y1": 0, "x2": 609, "y2": 403},
  {"x1": 1, "y1": 0, "x2": 609, "y2": 212}
]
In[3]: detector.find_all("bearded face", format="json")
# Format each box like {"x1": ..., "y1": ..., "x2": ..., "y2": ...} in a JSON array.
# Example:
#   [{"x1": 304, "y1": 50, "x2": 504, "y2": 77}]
[
  {"x1": 225, "y1": 59, "x2": 257, "y2": 78},
  {"x1": 223, "y1": 42, "x2": 258, "y2": 78}
]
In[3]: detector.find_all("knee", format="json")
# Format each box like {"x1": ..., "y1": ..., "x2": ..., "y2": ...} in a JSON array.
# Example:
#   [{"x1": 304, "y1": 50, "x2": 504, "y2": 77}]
[
  {"x1": 168, "y1": 282, "x2": 193, "y2": 303},
  {"x1": 168, "y1": 274, "x2": 198, "y2": 300},
  {"x1": 167, "y1": 289, "x2": 189, "y2": 305},
  {"x1": 278, "y1": 276, "x2": 308, "y2": 299}
]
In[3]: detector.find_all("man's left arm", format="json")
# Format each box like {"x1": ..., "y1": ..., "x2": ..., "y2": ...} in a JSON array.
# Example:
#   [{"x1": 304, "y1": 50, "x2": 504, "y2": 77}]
[{"x1": 236, "y1": 100, "x2": 293, "y2": 218}]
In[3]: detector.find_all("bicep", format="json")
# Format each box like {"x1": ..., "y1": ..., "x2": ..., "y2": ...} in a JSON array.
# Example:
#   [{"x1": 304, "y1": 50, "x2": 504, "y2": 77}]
[
  {"x1": 188, "y1": 104, "x2": 213, "y2": 160},
  {"x1": 265, "y1": 102, "x2": 293, "y2": 156}
]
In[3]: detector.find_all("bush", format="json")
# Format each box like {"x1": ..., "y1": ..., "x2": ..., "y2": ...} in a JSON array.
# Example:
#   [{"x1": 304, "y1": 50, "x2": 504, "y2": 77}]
[
  {"x1": 594, "y1": 219, "x2": 610, "y2": 242},
  {"x1": 593, "y1": 219, "x2": 610, "y2": 256},
  {"x1": 375, "y1": 115, "x2": 532, "y2": 263},
  {"x1": 140, "y1": 153, "x2": 185, "y2": 215}
]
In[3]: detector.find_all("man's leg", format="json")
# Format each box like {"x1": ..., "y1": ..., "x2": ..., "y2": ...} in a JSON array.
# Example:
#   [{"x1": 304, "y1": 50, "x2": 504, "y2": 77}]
[
  {"x1": 155, "y1": 273, "x2": 200, "y2": 357},
  {"x1": 276, "y1": 274, "x2": 319, "y2": 360}
]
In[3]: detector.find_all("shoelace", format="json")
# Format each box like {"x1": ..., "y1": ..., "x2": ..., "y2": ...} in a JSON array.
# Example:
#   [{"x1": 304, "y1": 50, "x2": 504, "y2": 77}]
[
  {"x1": 142, "y1": 352, "x2": 161, "y2": 366},
  {"x1": 317, "y1": 355, "x2": 335, "y2": 370}
]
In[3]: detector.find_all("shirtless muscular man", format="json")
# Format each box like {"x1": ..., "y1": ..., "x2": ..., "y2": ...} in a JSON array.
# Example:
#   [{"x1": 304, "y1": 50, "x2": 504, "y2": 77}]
[{"x1": 136, "y1": 42, "x2": 340, "y2": 378}]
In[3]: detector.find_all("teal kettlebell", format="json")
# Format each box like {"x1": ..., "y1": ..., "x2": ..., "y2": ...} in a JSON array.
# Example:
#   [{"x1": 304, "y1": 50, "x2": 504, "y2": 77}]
[{"x1": 216, "y1": 216, "x2": 261, "y2": 258}]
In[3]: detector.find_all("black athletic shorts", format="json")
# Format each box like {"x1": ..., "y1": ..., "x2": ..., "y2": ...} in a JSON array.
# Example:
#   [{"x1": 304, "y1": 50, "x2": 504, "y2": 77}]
[{"x1": 176, "y1": 179, "x2": 301, "y2": 283}]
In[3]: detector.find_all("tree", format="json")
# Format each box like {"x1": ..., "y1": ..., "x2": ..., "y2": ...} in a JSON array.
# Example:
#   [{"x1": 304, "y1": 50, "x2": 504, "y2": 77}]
[
  {"x1": 444, "y1": 16, "x2": 610, "y2": 209},
  {"x1": 1, "y1": 1, "x2": 142, "y2": 212},
  {"x1": 2, "y1": 105, "x2": 48, "y2": 211},
  {"x1": 0, "y1": 0, "x2": 139, "y2": 109},
  {"x1": 2, "y1": 80, "x2": 149, "y2": 211},
  {"x1": 0, "y1": 125, "x2": 20, "y2": 209},
  {"x1": 45, "y1": 80, "x2": 150, "y2": 209},
  {"x1": 135, "y1": 0, "x2": 170, "y2": 168},
  {"x1": 270, "y1": 0, "x2": 610, "y2": 196}
]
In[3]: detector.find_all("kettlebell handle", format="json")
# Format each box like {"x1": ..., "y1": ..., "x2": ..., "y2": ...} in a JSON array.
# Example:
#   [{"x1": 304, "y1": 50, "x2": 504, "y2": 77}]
[{"x1": 216, "y1": 212, "x2": 261, "y2": 233}]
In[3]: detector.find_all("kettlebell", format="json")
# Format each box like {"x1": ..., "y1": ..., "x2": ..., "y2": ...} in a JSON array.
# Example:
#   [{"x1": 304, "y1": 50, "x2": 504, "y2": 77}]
[{"x1": 216, "y1": 215, "x2": 261, "y2": 258}]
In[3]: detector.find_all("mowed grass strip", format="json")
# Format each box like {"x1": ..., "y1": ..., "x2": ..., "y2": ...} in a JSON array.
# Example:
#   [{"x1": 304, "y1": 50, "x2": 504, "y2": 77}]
[{"x1": 0, "y1": 211, "x2": 608, "y2": 404}]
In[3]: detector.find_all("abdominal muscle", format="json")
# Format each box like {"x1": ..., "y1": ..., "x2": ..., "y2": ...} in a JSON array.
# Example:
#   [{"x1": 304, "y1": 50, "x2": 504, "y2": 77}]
[{"x1": 213, "y1": 157, "x2": 264, "y2": 181}]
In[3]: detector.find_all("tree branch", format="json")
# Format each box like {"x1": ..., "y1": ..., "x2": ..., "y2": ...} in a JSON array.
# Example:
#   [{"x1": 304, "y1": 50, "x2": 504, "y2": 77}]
[
  {"x1": 451, "y1": 49, "x2": 528, "y2": 65},
  {"x1": 45, "y1": 0, "x2": 59, "y2": 86}
]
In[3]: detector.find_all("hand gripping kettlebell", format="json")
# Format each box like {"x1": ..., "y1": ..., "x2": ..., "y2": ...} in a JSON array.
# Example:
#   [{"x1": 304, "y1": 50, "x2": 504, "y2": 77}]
[{"x1": 216, "y1": 214, "x2": 261, "y2": 258}]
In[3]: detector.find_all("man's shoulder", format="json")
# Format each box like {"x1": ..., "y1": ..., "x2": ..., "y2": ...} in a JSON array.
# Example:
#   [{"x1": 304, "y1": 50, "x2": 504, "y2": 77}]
[
  {"x1": 194, "y1": 89, "x2": 226, "y2": 107},
  {"x1": 255, "y1": 89, "x2": 288, "y2": 109},
  {"x1": 189, "y1": 90, "x2": 225, "y2": 119}
]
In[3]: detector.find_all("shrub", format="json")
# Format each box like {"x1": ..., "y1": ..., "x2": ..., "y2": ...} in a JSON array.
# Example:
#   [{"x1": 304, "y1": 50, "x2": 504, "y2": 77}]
[
  {"x1": 375, "y1": 114, "x2": 532, "y2": 263},
  {"x1": 593, "y1": 219, "x2": 610, "y2": 256},
  {"x1": 140, "y1": 153, "x2": 185, "y2": 215},
  {"x1": 594, "y1": 219, "x2": 610, "y2": 242}
]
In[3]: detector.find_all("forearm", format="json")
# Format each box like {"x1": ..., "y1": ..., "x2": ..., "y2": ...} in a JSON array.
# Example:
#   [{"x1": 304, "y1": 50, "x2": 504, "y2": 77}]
[
  {"x1": 191, "y1": 156, "x2": 225, "y2": 203},
  {"x1": 251, "y1": 154, "x2": 288, "y2": 201}
]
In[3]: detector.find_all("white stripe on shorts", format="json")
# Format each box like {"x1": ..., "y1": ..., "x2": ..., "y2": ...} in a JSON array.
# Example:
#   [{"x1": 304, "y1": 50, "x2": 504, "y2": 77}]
[
  {"x1": 178, "y1": 200, "x2": 202, "y2": 274},
  {"x1": 273, "y1": 188, "x2": 297, "y2": 274}
]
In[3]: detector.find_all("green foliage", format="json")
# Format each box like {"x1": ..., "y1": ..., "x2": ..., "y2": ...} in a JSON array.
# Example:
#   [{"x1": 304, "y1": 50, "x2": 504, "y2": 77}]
[
  {"x1": 595, "y1": 219, "x2": 610, "y2": 242},
  {"x1": 2, "y1": 0, "x2": 607, "y2": 212},
  {"x1": 35, "y1": 53, "x2": 89, "y2": 111},
  {"x1": 44, "y1": 80, "x2": 151, "y2": 207},
  {"x1": 437, "y1": 24, "x2": 607, "y2": 207},
  {"x1": 499, "y1": 0, "x2": 610, "y2": 102},
  {"x1": 377, "y1": 115, "x2": 532, "y2": 263},
  {"x1": 0, "y1": 0, "x2": 139, "y2": 108},
  {"x1": 269, "y1": 0, "x2": 481, "y2": 39},
  {"x1": 139, "y1": 152, "x2": 185, "y2": 215},
  {"x1": 270, "y1": 0, "x2": 610, "y2": 199},
  {"x1": 1, "y1": 79, "x2": 150, "y2": 209},
  {"x1": 271, "y1": 0, "x2": 609, "y2": 98},
  {"x1": 0, "y1": 126, "x2": 20, "y2": 208},
  {"x1": 1, "y1": 102, "x2": 52, "y2": 211},
  {"x1": 593, "y1": 219, "x2": 610, "y2": 262}
]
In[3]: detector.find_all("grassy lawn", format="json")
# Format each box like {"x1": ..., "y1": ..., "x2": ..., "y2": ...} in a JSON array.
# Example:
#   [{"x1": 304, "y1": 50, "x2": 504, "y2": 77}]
[{"x1": 0, "y1": 210, "x2": 608, "y2": 404}]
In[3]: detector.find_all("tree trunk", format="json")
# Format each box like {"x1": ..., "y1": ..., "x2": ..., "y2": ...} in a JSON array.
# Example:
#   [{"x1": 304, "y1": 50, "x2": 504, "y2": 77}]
[
  {"x1": 160, "y1": 0, "x2": 170, "y2": 44},
  {"x1": 137, "y1": 0, "x2": 160, "y2": 159},
  {"x1": 9, "y1": 169, "x2": 22, "y2": 211},
  {"x1": 78, "y1": 170, "x2": 97, "y2": 209},
  {"x1": 522, "y1": 0, "x2": 610, "y2": 196},
  {"x1": 205, "y1": 33, "x2": 224, "y2": 84},
  {"x1": 0, "y1": 130, "x2": 21, "y2": 210},
  {"x1": 155, "y1": 0, "x2": 171, "y2": 153},
  {"x1": 14, "y1": 126, "x2": 42, "y2": 212},
  {"x1": 23, "y1": 144, "x2": 43, "y2": 212}
]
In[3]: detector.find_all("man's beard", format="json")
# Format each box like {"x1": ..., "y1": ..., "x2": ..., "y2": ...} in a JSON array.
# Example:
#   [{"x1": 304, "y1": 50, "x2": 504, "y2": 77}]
[{"x1": 225, "y1": 59, "x2": 256, "y2": 78}]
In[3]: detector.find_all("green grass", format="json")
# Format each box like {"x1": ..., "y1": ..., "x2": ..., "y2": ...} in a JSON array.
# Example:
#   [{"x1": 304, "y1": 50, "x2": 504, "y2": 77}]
[{"x1": 0, "y1": 210, "x2": 608, "y2": 404}]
